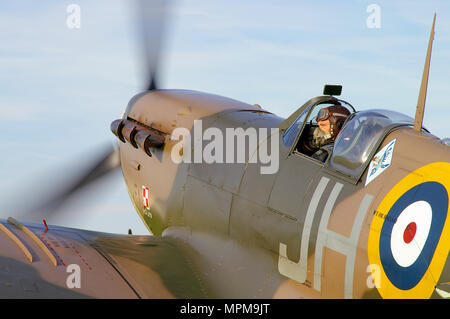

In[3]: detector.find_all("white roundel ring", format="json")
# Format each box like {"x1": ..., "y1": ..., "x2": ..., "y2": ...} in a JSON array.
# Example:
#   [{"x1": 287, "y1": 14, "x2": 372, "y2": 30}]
[{"x1": 390, "y1": 200, "x2": 432, "y2": 267}]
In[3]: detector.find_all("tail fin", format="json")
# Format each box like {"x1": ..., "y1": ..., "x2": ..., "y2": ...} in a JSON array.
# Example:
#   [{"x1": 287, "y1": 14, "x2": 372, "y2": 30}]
[{"x1": 414, "y1": 13, "x2": 436, "y2": 132}]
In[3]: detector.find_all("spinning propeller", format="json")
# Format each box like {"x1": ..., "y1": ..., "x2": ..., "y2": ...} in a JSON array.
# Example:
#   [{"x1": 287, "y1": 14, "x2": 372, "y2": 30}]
[{"x1": 10, "y1": 0, "x2": 169, "y2": 223}]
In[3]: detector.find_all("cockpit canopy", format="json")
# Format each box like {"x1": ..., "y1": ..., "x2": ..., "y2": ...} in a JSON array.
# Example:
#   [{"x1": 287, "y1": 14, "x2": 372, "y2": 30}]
[
  {"x1": 330, "y1": 109, "x2": 416, "y2": 179},
  {"x1": 281, "y1": 94, "x2": 424, "y2": 183}
]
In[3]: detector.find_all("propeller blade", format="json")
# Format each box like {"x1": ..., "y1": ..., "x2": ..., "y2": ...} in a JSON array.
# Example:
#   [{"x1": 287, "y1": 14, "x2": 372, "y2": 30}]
[
  {"x1": 14, "y1": 144, "x2": 121, "y2": 222},
  {"x1": 6, "y1": 0, "x2": 172, "y2": 223},
  {"x1": 134, "y1": 0, "x2": 170, "y2": 91}
]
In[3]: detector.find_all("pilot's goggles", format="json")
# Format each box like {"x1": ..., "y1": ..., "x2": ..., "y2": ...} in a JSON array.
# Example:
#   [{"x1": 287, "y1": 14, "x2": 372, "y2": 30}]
[
  {"x1": 316, "y1": 108, "x2": 331, "y2": 122},
  {"x1": 316, "y1": 107, "x2": 348, "y2": 122}
]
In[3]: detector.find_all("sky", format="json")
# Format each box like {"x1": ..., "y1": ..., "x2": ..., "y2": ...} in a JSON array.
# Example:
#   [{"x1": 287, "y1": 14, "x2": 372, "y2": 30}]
[{"x1": 1, "y1": 0, "x2": 449, "y2": 235}]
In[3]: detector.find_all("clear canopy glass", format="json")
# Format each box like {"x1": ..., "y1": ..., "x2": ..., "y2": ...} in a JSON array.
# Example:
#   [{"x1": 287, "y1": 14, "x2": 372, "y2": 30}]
[{"x1": 330, "y1": 109, "x2": 414, "y2": 178}]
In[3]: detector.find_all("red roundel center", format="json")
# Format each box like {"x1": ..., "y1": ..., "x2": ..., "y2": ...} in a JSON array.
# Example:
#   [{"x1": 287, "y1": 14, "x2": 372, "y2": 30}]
[{"x1": 403, "y1": 222, "x2": 417, "y2": 244}]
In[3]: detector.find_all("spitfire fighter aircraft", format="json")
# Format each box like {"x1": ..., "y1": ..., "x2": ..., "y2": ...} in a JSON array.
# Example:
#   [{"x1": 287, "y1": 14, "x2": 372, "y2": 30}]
[{"x1": 1, "y1": 4, "x2": 449, "y2": 299}]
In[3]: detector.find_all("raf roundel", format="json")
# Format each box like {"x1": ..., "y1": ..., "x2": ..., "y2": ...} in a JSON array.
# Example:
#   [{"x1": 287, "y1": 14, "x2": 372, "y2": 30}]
[
  {"x1": 379, "y1": 182, "x2": 446, "y2": 290},
  {"x1": 368, "y1": 162, "x2": 450, "y2": 298}
]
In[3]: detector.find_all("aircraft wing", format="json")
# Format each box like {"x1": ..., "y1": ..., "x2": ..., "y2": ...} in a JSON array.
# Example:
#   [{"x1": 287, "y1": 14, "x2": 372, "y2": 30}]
[{"x1": 0, "y1": 217, "x2": 205, "y2": 298}]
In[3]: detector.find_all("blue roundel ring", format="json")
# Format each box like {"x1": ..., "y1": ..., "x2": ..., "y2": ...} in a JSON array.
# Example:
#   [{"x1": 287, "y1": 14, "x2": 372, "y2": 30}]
[{"x1": 379, "y1": 181, "x2": 448, "y2": 290}]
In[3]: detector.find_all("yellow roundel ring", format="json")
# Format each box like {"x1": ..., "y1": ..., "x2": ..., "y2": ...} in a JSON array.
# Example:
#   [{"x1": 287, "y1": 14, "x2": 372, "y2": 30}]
[{"x1": 368, "y1": 162, "x2": 450, "y2": 299}]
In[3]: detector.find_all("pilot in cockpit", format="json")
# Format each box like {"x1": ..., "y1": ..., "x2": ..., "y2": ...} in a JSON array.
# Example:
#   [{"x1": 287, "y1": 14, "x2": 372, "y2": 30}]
[{"x1": 308, "y1": 105, "x2": 351, "y2": 162}]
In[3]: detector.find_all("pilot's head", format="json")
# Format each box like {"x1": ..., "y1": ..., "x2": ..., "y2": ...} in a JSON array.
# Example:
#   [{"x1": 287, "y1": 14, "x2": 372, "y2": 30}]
[{"x1": 314, "y1": 105, "x2": 350, "y2": 146}]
